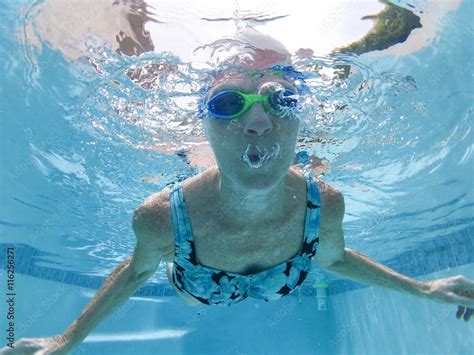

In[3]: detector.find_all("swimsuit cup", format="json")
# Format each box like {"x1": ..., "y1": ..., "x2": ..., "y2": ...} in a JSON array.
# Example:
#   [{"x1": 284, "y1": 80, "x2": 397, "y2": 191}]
[{"x1": 169, "y1": 175, "x2": 321, "y2": 307}]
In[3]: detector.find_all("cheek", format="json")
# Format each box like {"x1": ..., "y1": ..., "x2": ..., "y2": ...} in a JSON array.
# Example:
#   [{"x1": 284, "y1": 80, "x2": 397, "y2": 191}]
[
  {"x1": 205, "y1": 119, "x2": 242, "y2": 139},
  {"x1": 277, "y1": 119, "x2": 299, "y2": 141},
  {"x1": 203, "y1": 119, "x2": 223, "y2": 142},
  {"x1": 204, "y1": 120, "x2": 241, "y2": 154}
]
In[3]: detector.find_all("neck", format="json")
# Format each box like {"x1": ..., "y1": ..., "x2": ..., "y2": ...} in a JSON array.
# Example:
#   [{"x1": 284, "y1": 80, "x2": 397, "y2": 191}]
[{"x1": 210, "y1": 167, "x2": 299, "y2": 226}]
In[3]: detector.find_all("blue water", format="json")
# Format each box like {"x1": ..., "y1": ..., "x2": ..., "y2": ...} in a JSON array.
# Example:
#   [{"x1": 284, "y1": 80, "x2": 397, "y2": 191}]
[{"x1": 0, "y1": 0, "x2": 473, "y2": 354}]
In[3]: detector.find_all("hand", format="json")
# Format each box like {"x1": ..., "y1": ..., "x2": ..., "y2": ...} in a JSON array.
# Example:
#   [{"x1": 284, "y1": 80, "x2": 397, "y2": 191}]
[
  {"x1": 426, "y1": 275, "x2": 474, "y2": 322},
  {"x1": 293, "y1": 152, "x2": 331, "y2": 176},
  {"x1": 0, "y1": 336, "x2": 70, "y2": 355}
]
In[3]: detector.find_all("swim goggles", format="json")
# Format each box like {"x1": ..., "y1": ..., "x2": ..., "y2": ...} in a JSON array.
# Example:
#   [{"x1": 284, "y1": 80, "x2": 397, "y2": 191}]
[
  {"x1": 206, "y1": 89, "x2": 298, "y2": 120},
  {"x1": 198, "y1": 65, "x2": 309, "y2": 120}
]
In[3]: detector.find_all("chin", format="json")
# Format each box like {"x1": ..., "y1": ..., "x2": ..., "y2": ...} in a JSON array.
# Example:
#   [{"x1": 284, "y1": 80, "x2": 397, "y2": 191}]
[{"x1": 232, "y1": 161, "x2": 290, "y2": 190}]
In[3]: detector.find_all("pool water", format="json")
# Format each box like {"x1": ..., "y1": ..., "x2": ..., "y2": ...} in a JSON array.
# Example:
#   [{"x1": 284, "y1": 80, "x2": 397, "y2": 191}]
[{"x1": 0, "y1": 0, "x2": 473, "y2": 354}]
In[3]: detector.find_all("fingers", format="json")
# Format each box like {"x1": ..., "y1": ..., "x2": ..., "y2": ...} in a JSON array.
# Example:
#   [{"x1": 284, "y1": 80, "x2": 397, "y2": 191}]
[
  {"x1": 446, "y1": 292, "x2": 474, "y2": 308},
  {"x1": 456, "y1": 305, "x2": 474, "y2": 322},
  {"x1": 464, "y1": 307, "x2": 473, "y2": 322}
]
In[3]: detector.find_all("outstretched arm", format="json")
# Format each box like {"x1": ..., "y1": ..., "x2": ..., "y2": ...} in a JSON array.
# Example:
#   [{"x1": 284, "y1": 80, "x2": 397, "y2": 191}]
[
  {"x1": 57, "y1": 254, "x2": 153, "y2": 351},
  {"x1": 56, "y1": 203, "x2": 167, "y2": 349},
  {"x1": 315, "y1": 181, "x2": 474, "y2": 322},
  {"x1": 1, "y1": 205, "x2": 165, "y2": 354}
]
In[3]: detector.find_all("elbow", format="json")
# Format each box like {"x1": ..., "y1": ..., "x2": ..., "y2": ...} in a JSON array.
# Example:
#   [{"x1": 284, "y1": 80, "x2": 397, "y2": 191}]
[
  {"x1": 124, "y1": 258, "x2": 154, "y2": 283},
  {"x1": 132, "y1": 262, "x2": 158, "y2": 284},
  {"x1": 128, "y1": 265, "x2": 154, "y2": 283},
  {"x1": 316, "y1": 249, "x2": 346, "y2": 271},
  {"x1": 135, "y1": 270, "x2": 154, "y2": 282},
  {"x1": 127, "y1": 270, "x2": 153, "y2": 287},
  {"x1": 318, "y1": 260, "x2": 342, "y2": 272}
]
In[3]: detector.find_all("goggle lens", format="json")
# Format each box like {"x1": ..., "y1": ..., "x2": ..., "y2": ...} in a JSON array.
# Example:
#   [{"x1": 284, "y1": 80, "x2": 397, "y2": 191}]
[
  {"x1": 268, "y1": 90, "x2": 298, "y2": 111},
  {"x1": 207, "y1": 91, "x2": 245, "y2": 118}
]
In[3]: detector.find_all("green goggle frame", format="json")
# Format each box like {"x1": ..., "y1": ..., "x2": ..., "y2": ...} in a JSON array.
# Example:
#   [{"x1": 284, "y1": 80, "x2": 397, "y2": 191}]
[{"x1": 206, "y1": 89, "x2": 298, "y2": 120}]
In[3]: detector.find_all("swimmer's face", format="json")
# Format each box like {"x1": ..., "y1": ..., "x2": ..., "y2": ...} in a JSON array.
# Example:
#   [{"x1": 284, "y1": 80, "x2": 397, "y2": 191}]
[{"x1": 203, "y1": 70, "x2": 300, "y2": 189}]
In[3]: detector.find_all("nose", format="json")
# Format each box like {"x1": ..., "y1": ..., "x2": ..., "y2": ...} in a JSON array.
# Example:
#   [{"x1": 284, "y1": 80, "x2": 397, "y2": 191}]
[{"x1": 242, "y1": 104, "x2": 273, "y2": 137}]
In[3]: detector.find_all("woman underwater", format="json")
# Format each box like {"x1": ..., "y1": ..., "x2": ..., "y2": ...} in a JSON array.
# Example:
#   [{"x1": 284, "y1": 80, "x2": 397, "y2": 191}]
[{"x1": 3, "y1": 30, "x2": 473, "y2": 354}]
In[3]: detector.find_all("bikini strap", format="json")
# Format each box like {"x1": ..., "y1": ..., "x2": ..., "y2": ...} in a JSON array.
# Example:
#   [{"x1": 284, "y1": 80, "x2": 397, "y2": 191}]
[
  {"x1": 169, "y1": 184, "x2": 194, "y2": 260},
  {"x1": 303, "y1": 176, "x2": 321, "y2": 255}
]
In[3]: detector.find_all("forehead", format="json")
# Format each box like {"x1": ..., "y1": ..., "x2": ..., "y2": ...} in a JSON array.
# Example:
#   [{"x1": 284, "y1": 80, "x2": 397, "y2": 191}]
[{"x1": 209, "y1": 70, "x2": 296, "y2": 93}]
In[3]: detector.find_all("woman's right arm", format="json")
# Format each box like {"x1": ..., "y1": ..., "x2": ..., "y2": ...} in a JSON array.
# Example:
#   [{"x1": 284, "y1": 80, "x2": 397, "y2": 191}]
[{"x1": 1, "y1": 200, "x2": 167, "y2": 354}]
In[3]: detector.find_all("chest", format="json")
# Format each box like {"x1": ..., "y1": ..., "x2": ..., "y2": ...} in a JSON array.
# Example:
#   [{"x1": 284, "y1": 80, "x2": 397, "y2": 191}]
[{"x1": 190, "y1": 211, "x2": 307, "y2": 276}]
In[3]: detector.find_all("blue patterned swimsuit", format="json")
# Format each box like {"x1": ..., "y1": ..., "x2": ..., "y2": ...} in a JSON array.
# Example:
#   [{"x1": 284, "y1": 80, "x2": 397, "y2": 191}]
[{"x1": 170, "y1": 176, "x2": 321, "y2": 307}]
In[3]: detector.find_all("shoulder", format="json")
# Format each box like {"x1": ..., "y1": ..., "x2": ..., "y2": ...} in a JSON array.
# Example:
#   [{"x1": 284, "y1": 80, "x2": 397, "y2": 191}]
[
  {"x1": 315, "y1": 179, "x2": 345, "y2": 228},
  {"x1": 132, "y1": 187, "x2": 175, "y2": 262}
]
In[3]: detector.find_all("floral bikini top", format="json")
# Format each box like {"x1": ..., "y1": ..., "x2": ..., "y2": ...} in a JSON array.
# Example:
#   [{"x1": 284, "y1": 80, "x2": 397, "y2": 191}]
[{"x1": 170, "y1": 176, "x2": 320, "y2": 307}]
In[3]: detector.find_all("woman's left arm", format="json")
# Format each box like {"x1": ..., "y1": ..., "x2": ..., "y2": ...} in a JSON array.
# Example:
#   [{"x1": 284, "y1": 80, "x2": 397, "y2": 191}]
[{"x1": 315, "y1": 181, "x2": 474, "y2": 322}]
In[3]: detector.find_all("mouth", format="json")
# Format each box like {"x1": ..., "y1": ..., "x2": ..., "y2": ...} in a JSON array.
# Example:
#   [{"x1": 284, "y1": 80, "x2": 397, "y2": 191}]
[{"x1": 240, "y1": 143, "x2": 281, "y2": 169}]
